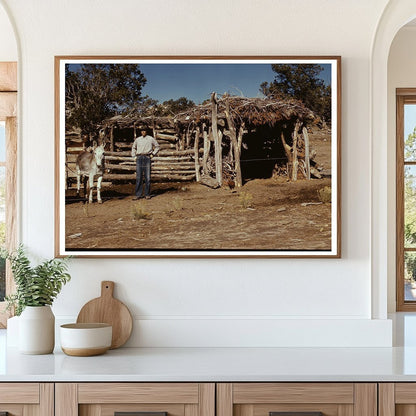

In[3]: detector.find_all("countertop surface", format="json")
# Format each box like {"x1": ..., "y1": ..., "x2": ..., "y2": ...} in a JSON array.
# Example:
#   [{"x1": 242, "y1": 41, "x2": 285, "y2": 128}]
[
  {"x1": 2, "y1": 313, "x2": 416, "y2": 382},
  {"x1": 2, "y1": 329, "x2": 416, "y2": 382}
]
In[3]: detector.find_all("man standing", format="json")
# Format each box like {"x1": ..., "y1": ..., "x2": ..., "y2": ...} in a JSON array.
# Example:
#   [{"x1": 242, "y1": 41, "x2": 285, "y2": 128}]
[{"x1": 131, "y1": 129, "x2": 160, "y2": 200}]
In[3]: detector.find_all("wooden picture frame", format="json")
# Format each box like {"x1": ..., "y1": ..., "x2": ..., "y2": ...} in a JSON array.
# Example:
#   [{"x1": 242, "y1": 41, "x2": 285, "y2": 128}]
[{"x1": 55, "y1": 56, "x2": 341, "y2": 258}]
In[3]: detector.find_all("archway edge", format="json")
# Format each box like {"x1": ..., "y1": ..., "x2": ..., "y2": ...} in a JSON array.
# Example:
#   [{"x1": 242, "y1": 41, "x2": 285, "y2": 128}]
[{"x1": 371, "y1": 0, "x2": 416, "y2": 319}]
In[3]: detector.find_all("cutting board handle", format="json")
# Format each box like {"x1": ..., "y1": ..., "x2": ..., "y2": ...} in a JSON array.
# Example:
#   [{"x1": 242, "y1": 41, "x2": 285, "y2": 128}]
[{"x1": 101, "y1": 281, "x2": 114, "y2": 298}]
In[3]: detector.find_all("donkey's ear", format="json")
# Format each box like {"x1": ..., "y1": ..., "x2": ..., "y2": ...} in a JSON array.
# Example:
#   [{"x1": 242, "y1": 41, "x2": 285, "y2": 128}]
[{"x1": 92, "y1": 140, "x2": 98, "y2": 149}]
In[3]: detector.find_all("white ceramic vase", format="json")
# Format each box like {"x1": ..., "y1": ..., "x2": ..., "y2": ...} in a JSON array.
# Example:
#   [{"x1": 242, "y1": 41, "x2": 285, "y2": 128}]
[{"x1": 19, "y1": 305, "x2": 55, "y2": 354}]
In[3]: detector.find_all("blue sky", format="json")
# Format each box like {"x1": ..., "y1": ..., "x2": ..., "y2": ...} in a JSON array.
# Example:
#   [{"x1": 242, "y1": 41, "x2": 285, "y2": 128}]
[
  {"x1": 140, "y1": 63, "x2": 331, "y2": 104},
  {"x1": 405, "y1": 104, "x2": 416, "y2": 138},
  {"x1": 67, "y1": 63, "x2": 331, "y2": 105}
]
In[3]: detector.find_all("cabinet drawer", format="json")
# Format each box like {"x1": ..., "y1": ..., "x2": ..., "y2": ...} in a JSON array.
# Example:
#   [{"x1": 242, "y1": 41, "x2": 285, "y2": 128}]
[
  {"x1": 78, "y1": 383, "x2": 200, "y2": 404},
  {"x1": 218, "y1": 383, "x2": 376, "y2": 416},
  {"x1": 0, "y1": 383, "x2": 39, "y2": 403},
  {"x1": 379, "y1": 383, "x2": 416, "y2": 415},
  {"x1": 56, "y1": 383, "x2": 215, "y2": 416},
  {"x1": 0, "y1": 383, "x2": 53, "y2": 416}
]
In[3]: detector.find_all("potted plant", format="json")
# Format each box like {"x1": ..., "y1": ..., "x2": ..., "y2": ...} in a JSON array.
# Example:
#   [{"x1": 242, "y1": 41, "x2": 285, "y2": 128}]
[{"x1": 3, "y1": 245, "x2": 71, "y2": 354}]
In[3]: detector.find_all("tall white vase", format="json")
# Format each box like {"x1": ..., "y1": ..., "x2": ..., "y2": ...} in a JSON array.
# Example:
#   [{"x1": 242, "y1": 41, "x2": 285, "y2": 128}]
[{"x1": 19, "y1": 306, "x2": 55, "y2": 354}]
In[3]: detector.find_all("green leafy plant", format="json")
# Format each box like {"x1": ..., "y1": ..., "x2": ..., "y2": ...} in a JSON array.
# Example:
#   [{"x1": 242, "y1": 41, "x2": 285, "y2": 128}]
[{"x1": 2, "y1": 245, "x2": 71, "y2": 316}]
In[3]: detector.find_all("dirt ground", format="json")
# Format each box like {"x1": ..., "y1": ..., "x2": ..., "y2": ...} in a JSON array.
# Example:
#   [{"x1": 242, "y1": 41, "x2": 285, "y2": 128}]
[{"x1": 65, "y1": 128, "x2": 333, "y2": 252}]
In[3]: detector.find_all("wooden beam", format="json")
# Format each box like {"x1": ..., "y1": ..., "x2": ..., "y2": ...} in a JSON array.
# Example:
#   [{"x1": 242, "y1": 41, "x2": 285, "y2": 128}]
[
  {"x1": 103, "y1": 173, "x2": 195, "y2": 181},
  {"x1": 105, "y1": 149, "x2": 200, "y2": 157},
  {"x1": 211, "y1": 92, "x2": 222, "y2": 186},
  {"x1": 194, "y1": 126, "x2": 201, "y2": 182},
  {"x1": 303, "y1": 126, "x2": 311, "y2": 180},
  {"x1": 202, "y1": 123, "x2": 210, "y2": 175},
  {"x1": 6, "y1": 116, "x2": 17, "y2": 285},
  {"x1": 155, "y1": 132, "x2": 178, "y2": 143},
  {"x1": 0, "y1": 62, "x2": 17, "y2": 92},
  {"x1": 292, "y1": 121, "x2": 300, "y2": 181},
  {"x1": 224, "y1": 94, "x2": 242, "y2": 187},
  {"x1": 0, "y1": 92, "x2": 17, "y2": 120},
  {"x1": 109, "y1": 126, "x2": 114, "y2": 152}
]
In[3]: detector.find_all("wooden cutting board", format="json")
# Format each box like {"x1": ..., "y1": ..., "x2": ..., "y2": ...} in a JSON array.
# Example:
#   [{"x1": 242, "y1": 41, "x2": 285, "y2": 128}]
[{"x1": 76, "y1": 281, "x2": 133, "y2": 349}]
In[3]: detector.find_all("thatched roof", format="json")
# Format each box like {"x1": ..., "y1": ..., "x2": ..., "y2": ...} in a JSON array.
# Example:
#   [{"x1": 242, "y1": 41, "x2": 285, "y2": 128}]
[
  {"x1": 102, "y1": 115, "x2": 175, "y2": 130},
  {"x1": 100, "y1": 96, "x2": 315, "y2": 130},
  {"x1": 175, "y1": 95, "x2": 315, "y2": 126}
]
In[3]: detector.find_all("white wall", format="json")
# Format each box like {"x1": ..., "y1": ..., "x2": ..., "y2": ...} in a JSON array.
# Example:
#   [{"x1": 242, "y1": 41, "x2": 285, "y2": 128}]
[
  {"x1": 387, "y1": 26, "x2": 416, "y2": 312},
  {"x1": 0, "y1": 0, "x2": 394, "y2": 347},
  {"x1": 0, "y1": 2, "x2": 16, "y2": 61}
]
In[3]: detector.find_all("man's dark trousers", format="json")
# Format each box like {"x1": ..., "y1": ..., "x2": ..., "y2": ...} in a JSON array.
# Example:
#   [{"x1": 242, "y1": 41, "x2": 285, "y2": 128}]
[{"x1": 135, "y1": 155, "x2": 151, "y2": 197}]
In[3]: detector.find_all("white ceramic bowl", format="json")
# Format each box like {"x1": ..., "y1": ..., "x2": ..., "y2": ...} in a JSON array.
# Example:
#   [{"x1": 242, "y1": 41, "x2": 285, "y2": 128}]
[{"x1": 60, "y1": 323, "x2": 112, "y2": 356}]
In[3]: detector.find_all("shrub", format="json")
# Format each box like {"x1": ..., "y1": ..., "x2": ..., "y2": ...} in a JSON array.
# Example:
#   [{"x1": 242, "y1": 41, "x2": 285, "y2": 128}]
[{"x1": 317, "y1": 186, "x2": 331, "y2": 203}]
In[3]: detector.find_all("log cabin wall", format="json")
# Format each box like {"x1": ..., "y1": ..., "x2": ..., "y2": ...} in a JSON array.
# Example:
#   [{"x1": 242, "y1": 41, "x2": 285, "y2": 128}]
[{"x1": 65, "y1": 95, "x2": 318, "y2": 191}]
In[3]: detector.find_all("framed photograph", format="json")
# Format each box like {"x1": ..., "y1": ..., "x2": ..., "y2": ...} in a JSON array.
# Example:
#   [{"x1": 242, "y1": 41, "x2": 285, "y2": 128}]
[{"x1": 55, "y1": 56, "x2": 341, "y2": 258}]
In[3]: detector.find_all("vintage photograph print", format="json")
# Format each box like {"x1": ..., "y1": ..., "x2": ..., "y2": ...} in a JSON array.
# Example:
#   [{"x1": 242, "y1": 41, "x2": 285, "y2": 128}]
[{"x1": 55, "y1": 56, "x2": 341, "y2": 257}]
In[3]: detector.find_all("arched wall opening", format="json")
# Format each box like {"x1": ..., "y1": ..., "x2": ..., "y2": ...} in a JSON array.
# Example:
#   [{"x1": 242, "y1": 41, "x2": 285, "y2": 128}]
[
  {"x1": 0, "y1": 0, "x2": 18, "y2": 328},
  {"x1": 371, "y1": 0, "x2": 416, "y2": 319},
  {"x1": 387, "y1": 19, "x2": 416, "y2": 312}
]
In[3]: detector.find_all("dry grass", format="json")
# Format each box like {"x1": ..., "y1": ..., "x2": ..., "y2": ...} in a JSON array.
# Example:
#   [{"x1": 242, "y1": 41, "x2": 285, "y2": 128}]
[
  {"x1": 131, "y1": 202, "x2": 152, "y2": 220},
  {"x1": 317, "y1": 186, "x2": 331, "y2": 203}
]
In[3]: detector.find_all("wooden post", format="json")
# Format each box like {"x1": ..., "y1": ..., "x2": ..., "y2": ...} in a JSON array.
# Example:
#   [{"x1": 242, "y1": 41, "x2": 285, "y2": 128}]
[
  {"x1": 202, "y1": 123, "x2": 210, "y2": 175},
  {"x1": 110, "y1": 126, "x2": 114, "y2": 152},
  {"x1": 178, "y1": 132, "x2": 185, "y2": 151},
  {"x1": 5, "y1": 117, "x2": 17, "y2": 310},
  {"x1": 303, "y1": 126, "x2": 311, "y2": 180},
  {"x1": 224, "y1": 94, "x2": 242, "y2": 187},
  {"x1": 211, "y1": 92, "x2": 222, "y2": 186},
  {"x1": 194, "y1": 126, "x2": 201, "y2": 182},
  {"x1": 280, "y1": 131, "x2": 292, "y2": 178},
  {"x1": 186, "y1": 122, "x2": 194, "y2": 148},
  {"x1": 292, "y1": 121, "x2": 300, "y2": 181},
  {"x1": 152, "y1": 119, "x2": 156, "y2": 138},
  {"x1": 236, "y1": 124, "x2": 245, "y2": 187},
  {"x1": 133, "y1": 123, "x2": 137, "y2": 139}
]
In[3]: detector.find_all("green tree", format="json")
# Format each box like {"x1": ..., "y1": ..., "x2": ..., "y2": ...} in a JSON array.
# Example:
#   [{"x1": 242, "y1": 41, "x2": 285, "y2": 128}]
[
  {"x1": 405, "y1": 126, "x2": 416, "y2": 160},
  {"x1": 149, "y1": 97, "x2": 195, "y2": 117},
  {"x1": 65, "y1": 64, "x2": 147, "y2": 134},
  {"x1": 405, "y1": 166, "x2": 416, "y2": 247},
  {"x1": 260, "y1": 64, "x2": 331, "y2": 121},
  {"x1": 404, "y1": 127, "x2": 416, "y2": 280},
  {"x1": 405, "y1": 128, "x2": 416, "y2": 247},
  {"x1": 162, "y1": 97, "x2": 195, "y2": 115}
]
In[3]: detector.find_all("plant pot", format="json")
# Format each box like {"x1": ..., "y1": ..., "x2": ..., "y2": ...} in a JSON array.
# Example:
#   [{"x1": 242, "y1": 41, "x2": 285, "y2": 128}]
[
  {"x1": 6, "y1": 315, "x2": 20, "y2": 347},
  {"x1": 19, "y1": 305, "x2": 55, "y2": 354}
]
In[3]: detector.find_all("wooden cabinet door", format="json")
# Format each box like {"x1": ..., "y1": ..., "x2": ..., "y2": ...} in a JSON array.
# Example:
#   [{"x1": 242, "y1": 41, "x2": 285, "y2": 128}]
[
  {"x1": 217, "y1": 383, "x2": 377, "y2": 416},
  {"x1": 379, "y1": 383, "x2": 416, "y2": 416},
  {"x1": 0, "y1": 383, "x2": 53, "y2": 416},
  {"x1": 55, "y1": 383, "x2": 215, "y2": 416}
]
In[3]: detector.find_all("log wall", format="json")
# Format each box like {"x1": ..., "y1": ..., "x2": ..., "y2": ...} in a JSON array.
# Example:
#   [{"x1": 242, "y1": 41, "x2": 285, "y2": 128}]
[{"x1": 65, "y1": 130, "x2": 197, "y2": 190}]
